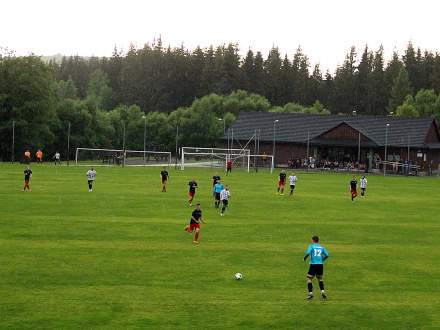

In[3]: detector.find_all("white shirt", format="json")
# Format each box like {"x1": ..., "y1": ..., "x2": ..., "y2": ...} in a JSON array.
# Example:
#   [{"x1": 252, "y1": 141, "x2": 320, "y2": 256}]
[
  {"x1": 289, "y1": 175, "x2": 297, "y2": 185},
  {"x1": 87, "y1": 170, "x2": 96, "y2": 181},
  {"x1": 220, "y1": 189, "x2": 230, "y2": 201},
  {"x1": 55, "y1": 152, "x2": 60, "y2": 160},
  {"x1": 360, "y1": 177, "x2": 367, "y2": 189}
]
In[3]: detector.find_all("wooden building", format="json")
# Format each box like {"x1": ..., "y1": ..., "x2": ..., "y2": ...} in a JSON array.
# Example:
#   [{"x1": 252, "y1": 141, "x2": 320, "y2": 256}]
[{"x1": 224, "y1": 112, "x2": 440, "y2": 172}]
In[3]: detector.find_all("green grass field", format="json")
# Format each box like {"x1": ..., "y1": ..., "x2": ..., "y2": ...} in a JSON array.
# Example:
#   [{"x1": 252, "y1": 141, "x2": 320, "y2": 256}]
[{"x1": 0, "y1": 164, "x2": 439, "y2": 329}]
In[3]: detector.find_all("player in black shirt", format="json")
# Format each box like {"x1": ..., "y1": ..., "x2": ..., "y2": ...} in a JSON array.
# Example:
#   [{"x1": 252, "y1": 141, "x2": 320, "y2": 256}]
[
  {"x1": 188, "y1": 178, "x2": 198, "y2": 206},
  {"x1": 212, "y1": 173, "x2": 221, "y2": 186},
  {"x1": 184, "y1": 203, "x2": 204, "y2": 244},
  {"x1": 212, "y1": 173, "x2": 220, "y2": 197},
  {"x1": 212, "y1": 173, "x2": 220, "y2": 195},
  {"x1": 350, "y1": 176, "x2": 358, "y2": 201},
  {"x1": 277, "y1": 170, "x2": 287, "y2": 195},
  {"x1": 23, "y1": 167, "x2": 32, "y2": 191},
  {"x1": 160, "y1": 167, "x2": 169, "y2": 192}
]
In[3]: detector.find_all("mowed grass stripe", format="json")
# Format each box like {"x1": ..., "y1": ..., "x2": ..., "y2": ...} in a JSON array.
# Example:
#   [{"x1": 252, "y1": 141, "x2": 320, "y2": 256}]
[{"x1": 0, "y1": 164, "x2": 439, "y2": 329}]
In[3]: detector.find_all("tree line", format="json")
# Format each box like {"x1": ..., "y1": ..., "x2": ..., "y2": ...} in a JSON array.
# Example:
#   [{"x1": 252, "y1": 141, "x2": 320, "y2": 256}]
[
  {"x1": 1, "y1": 40, "x2": 440, "y2": 161},
  {"x1": 51, "y1": 39, "x2": 440, "y2": 115},
  {"x1": 0, "y1": 52, "x2": 328, "y2": 161}
]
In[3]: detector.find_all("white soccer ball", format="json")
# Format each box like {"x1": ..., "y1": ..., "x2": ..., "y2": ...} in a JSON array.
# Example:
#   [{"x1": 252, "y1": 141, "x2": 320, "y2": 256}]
[{"x1": 234, "y1": 273, "x2": 243, "y2": 280}]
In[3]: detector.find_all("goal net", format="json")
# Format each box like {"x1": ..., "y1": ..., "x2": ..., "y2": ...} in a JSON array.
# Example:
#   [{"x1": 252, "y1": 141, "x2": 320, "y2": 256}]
[
  {"x1": 75, "y1": 148, "x2": 172, "y2": 167},
  {"x1": 124, "y1": 150, "x2": 172, "y2": 167},
  {"x1": 180, "y1": 147, "x2": 251, "y2": 171},
  {"x1": 249, "y1": 154, "x2": 275, "y2": 173}
]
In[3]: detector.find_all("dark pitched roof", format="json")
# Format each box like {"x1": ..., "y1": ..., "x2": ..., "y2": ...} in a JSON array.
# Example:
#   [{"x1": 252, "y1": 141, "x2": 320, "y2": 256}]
[{"x1": 225, "y1": 112, "x2": 437, "y2": 148}]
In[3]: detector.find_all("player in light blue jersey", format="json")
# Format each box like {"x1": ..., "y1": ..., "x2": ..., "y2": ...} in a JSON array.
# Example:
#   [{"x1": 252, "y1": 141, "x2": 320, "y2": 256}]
[
  {"x1": 213, "y1": 181, "x2": 224, "y2": 208},
  {"x1": 303, "y1": 235, "x2": 329, "y2": 300}
]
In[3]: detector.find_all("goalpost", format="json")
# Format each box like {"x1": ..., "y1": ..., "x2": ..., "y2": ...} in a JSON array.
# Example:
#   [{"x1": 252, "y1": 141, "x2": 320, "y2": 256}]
[
  {"x1": 249, "y1": 154, "x2": 275, "y2": 173},
  {"x1": 75, "y1": 148, "x2": 172, "y2": 167},
  {"x1": 180, "y1": 147, "x2": 251, "y2": 172}
]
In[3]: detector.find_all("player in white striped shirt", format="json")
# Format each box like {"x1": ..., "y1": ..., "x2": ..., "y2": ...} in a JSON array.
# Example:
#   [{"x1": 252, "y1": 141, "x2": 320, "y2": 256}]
[
  {"x1": 288, "y1": 173, "x2": 298, "y2": 196},
  {"x1": 360, "y1": 176, "x2": 367, "y2": 196},
  {"x1": 220, "y1": 186, "x2": 230, "y2": 216},
  {"x1": 86, "y1": 167, "x2": 97, "y2": 192}
]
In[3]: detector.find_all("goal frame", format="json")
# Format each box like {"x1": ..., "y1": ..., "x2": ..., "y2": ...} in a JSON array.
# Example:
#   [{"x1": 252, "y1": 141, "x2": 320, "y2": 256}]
[
  {"x1": 125, "y1": 149, "x2": 172, "y2": 167},
  {"x1": 75, "y1": 147, "x2": 172, "y2": 167},
  {"x1": 180, "y1": 147, "x2": 251, "y2": 172},
  {"x1": 249, "y1": 154, "x2": 275, "y2": 173}
]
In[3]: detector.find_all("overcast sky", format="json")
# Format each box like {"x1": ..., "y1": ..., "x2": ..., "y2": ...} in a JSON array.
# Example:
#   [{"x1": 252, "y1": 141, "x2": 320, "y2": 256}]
[{"x1": 2, "y1": 0, "x2": 439, "y2": 72}]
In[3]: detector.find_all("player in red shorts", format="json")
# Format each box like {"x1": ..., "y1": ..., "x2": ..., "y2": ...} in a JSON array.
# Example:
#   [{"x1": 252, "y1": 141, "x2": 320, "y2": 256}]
[
  {"x1": 350, "y1": 176, "x2": 358, "y2": 201},
  {"x1": 277, "y1": 170, "x2": 287, "y2": 195},
  {"x1": 226, "y1": 158, "x2": 232, "y2": 175},
  {"x1": 160, "y1": 167, "x2": 169, "y2": 192},
  {"x1": 184, "y1": 203, "x2": 204, "y2": 244},
  {"x1": 23, "y1": 166, "x2": 32, "y2": 191},
  {"x1": 188, "y1": 178, "x2": 198, "y2": 206}
]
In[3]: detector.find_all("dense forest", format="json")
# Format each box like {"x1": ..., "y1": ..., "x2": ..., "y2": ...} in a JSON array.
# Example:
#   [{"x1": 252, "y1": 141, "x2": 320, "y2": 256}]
[{"x1": 1, "y1": 40, "x2": 440, "y2": 161}]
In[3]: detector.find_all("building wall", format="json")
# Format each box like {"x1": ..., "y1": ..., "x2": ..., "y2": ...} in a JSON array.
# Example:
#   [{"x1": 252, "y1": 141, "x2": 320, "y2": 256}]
[
  {"x1": 370, "y1": 147, "x2": 439, "y2": 170},
  {"x1": 230, "y1": 140, "x2": 440, "y2": 170},
  {"x1": 252, "y1": 142, "x2": 308, "y2": 164},
  {"x1": 319, "y1": 123, "x2": 372, "y2": 143},
  {"x1": 425, "y1": 122, "x2": 440, "y2": 143}
]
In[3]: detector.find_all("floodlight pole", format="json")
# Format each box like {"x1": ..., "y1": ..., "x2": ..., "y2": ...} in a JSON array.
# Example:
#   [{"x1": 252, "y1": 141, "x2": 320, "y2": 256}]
[
  {"x1": 11, "y1": 120, "x2": 15, "y2": 163},
  {"x1": 353, "y1": 109, "x2": 361, "y2": 173},
  {"x1": 174, "y1": 124, "x2": 179, "y2": 169},
  {"x1": 358, "y1": 132, "x2": 361, "y2": 173},
  {"x1": 143, "y1": 115, "x2": 147, "y2": 165},
  {"x1": 272, "y1": 120, "x2": 279, "y2": 168},
  {"x1": 231, "y1": 128, "x2": 234, "y2": 151},
  {"x1": 407, "y1": 134, "x2": 410, "y2": 175},
  {"x1": 122, "y1": 121, "x2": 126, "y2": 167},
  {"x1": 257, "y1": 128, "x2": 261, "y2": 157},
  {"x1": 306, "y1": 130, "x2": 310, "y2": 172},
  {"x1": 384, "y1": 123, "x2": 389, "y2": 176},
  {"x1": 254, "y1": 129, "x2": 257, "y2": 172},
  {"x1": 218, "y1": 118, "x2": 225, "y2": 135},
  {"x1": 67, "y1": 121, "x2": 71, "y2": 165},
  {"x1": 227, "y1": 128, "x2": 230, "y2": 158}
]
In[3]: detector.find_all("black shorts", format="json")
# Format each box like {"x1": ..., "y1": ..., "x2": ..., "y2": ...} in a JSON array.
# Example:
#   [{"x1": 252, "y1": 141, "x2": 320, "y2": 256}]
[
  {"x1": 308, "y1": 264, "x2": 323, "y2": 277},
  {"x1": 215, "y1": 192, "x2": 221, "y2": 200},
  {"x1": 290, "y1": 185, "x2": 295, "y2": 190},
  {"x1": 222, "y1": 199, "x2": 228, "y2": 207}
]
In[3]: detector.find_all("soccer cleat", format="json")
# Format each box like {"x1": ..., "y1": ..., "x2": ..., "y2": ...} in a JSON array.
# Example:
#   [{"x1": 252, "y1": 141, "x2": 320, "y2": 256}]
[
  {"x1": 321, "y1": 291, "x2": 327, "y2": 299},
  {"x1": 220, "y1": 213, "x2": 224, "y2": 216},
  {"x1": 306, "y1": 293, "x2": 314, "y2": 300},
  {"x1": 193, "y1": 241, "x2": 199, "y2": 244}
]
